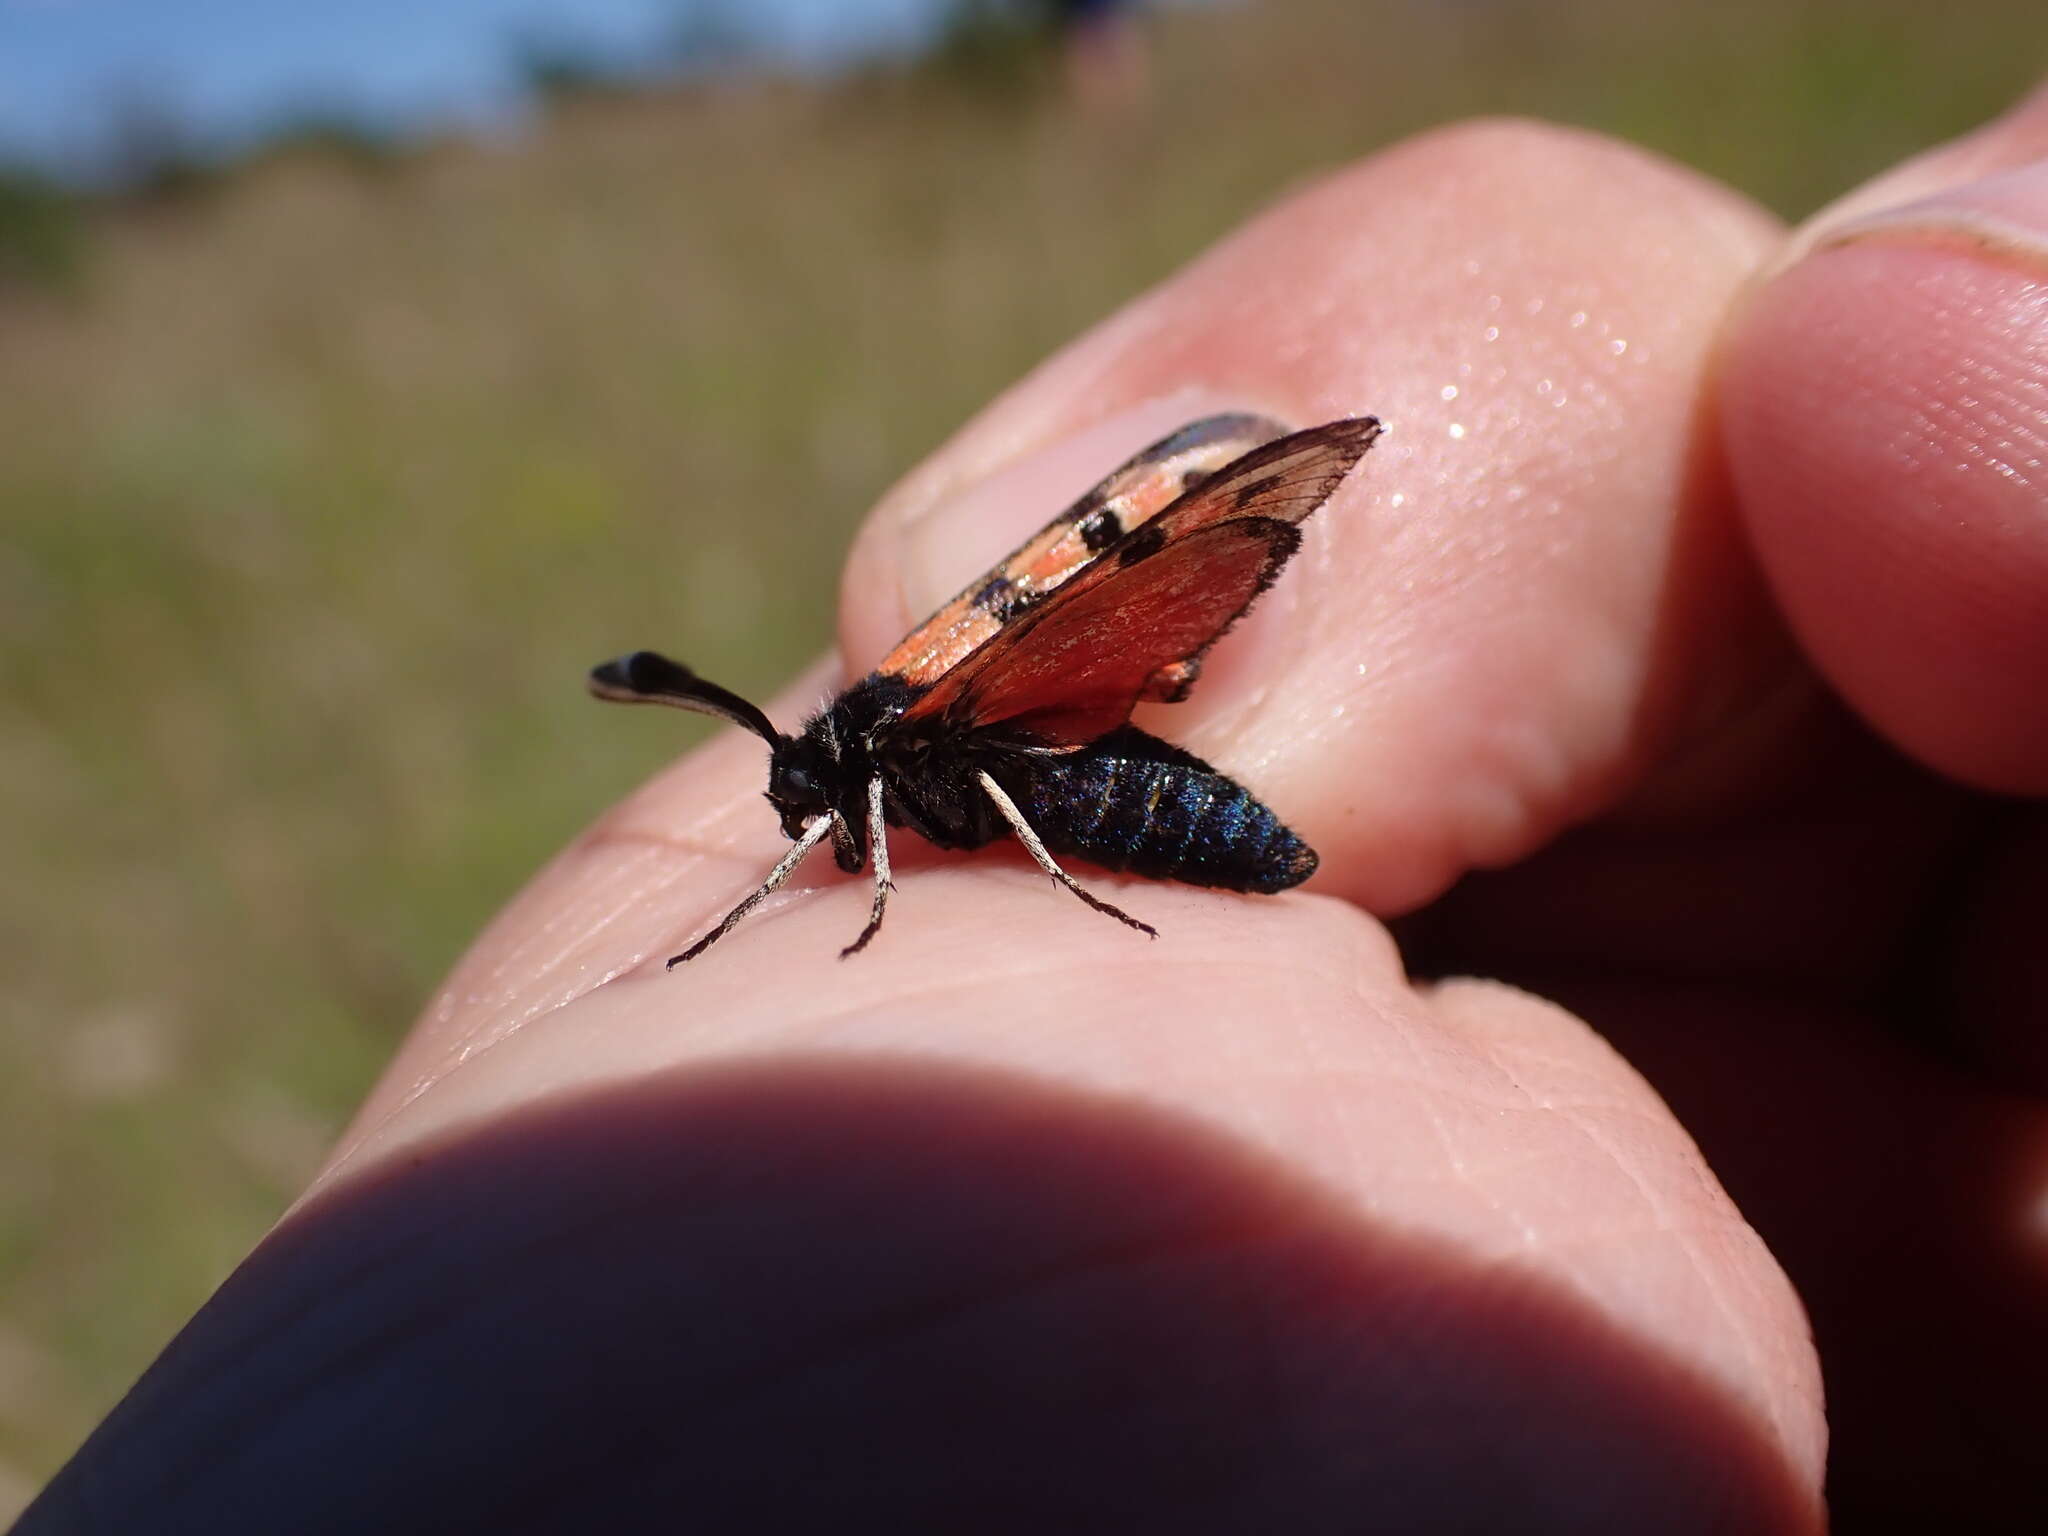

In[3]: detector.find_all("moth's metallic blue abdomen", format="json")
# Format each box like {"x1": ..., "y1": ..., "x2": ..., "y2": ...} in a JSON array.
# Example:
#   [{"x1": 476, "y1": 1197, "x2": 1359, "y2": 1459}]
[{"x1": 1008, "y1": 729, "x2": 1315, "y2": 893}]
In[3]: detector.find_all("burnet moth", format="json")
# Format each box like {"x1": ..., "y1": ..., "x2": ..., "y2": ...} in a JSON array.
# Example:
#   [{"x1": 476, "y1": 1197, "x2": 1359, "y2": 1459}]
[{"x1": 590, "y1": 413, "x2": 1381, "y2": 965}]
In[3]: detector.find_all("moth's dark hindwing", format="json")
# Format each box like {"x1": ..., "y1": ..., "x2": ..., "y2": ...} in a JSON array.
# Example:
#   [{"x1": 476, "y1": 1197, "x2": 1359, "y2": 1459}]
[{"x1": 992, "y1": 726, "x2": 1316, "y2": 893}]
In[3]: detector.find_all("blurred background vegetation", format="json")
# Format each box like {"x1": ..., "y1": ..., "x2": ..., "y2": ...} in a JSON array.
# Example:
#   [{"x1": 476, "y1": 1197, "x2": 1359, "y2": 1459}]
[{"x1": 0, "y1": 0, "x2": 2039, "y2": 1508}]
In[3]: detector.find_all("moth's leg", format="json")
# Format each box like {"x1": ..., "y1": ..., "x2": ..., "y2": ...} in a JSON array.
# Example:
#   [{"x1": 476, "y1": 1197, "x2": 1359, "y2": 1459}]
[
  {"x1": 829, "y1": 809, "x2": 860, "y2": 870},
  {"x1": 976, "y1": 771, "x2": 1157, "y2": 939},
  {"x1": 669, "y1": 813, "x2": 836, "y2": 967},
  {"x1": 840, "y1": 776, "x2": 895, "y2": 958}
]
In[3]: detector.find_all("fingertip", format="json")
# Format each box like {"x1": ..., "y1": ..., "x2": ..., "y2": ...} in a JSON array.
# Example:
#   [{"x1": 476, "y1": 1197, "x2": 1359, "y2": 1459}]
[{"x1": 1721, "y1": 179, "x2": 2048, "y2": 793}]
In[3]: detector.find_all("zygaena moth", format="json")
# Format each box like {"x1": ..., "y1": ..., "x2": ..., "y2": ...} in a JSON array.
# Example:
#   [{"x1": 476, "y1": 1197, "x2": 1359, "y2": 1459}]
[{"x1": 591, "y1": 413, "x2": 1381, "y2": 963}]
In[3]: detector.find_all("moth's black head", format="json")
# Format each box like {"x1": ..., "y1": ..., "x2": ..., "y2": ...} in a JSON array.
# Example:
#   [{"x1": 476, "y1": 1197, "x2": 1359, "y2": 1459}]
[{"x1": 766, "y1": 731, "x2": 843, "y2": 843}]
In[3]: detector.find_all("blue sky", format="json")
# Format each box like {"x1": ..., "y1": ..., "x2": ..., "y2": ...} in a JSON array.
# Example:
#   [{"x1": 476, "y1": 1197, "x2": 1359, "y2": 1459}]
[{"x1": 0, "y1": 0, "x2": 952, "y2": 178}]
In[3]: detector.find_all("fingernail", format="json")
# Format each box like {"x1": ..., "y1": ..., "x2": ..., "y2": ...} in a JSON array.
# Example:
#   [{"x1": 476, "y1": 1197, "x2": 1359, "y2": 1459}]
[
  {"x1": 1796, "y1": 158, "x2": 2048, "y2": 275},
  {"x1": 896, "y1": 390, "x2": 1283, "y2": 622}
]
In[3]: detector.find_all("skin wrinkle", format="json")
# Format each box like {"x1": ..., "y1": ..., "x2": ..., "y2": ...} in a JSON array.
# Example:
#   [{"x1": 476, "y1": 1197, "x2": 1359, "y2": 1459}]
[
  {"x1": 1384, "y1": 1006, "x2": 1477, "y2": 1203},
  {"x1": 330, "y1": 835, "x2": 765, "y2": 1165},
  {"x1": 1444, "y1": 1035, "x2": 1684, "y2": 1244},
  {"x1": 1548, "y1": 1107, "x2": 1760, "y2": 1384},
  {"x1": 1222, "y1": 991, "x2": 1329, "y2": 1154},
  {"x1": 1285, "y1": 969, "x2": 1386, "y2": 1203},
  {"x1": 437, "y1": 842, "x2": 702, "y2": 989},
  {"x1": 1423, "y1": 983, "x2": 1800, "y2": 1423},
  {"x1": 1384, "y1": 1056, "x2": 1769, "y2": 1458},
  {"x1": 1430, "y1": 1101, "x2": 1697, "y2": 1205},
  {"x1": 409, "y1": 869, "x2": 688, "y2": 1040},
  {"x1": 518, "y1": 867, "x2": 705, "y2": 972},
  {"x1": 1213, "y1": 1060, "x2": 1639, "y2": 1129},
  {"x1": 1392, "y1": 1056, "x2": 1630, "y2": 1236},
  {"x1": 1487, "y1": 1077, "x2": 1793, "y2": 1459}
]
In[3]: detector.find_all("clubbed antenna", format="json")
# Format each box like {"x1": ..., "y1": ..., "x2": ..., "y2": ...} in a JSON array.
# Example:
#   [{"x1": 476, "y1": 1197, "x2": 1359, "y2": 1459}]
[{"x1": 587, "y1": 651, "x2": 781, "y2": 746}]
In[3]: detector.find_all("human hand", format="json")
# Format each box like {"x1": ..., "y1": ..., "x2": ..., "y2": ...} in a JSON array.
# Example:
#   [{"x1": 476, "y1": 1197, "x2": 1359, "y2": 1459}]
[{"x1": 23, "y1": 93, "x2": 2048, "y2": 1534}]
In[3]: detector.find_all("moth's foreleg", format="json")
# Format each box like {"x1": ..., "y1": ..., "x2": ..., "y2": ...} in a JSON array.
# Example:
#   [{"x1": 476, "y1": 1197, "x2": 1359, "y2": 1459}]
[
  {"x1": 840, "y1": 776, "x2": 894, "y2": 958},
  {"x1": 669, "y1": 812, "x2": 836, "y2": 966},
  {"x1": 976, "y1": 771, "x2": 1157, "y2": 939},
  {"x1": 830, "y1": 809, "x2": 860, "y2": 870}
]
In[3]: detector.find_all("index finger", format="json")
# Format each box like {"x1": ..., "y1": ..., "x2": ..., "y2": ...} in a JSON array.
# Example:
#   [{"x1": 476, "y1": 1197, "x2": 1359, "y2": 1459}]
[{"x1": 843, "y1": 120, "x2": 1791, "y2": 916}]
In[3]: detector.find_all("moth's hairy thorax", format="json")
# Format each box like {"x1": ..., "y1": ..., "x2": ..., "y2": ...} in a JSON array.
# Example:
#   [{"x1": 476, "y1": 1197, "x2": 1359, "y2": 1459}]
[
  {"x1": 773, "y1": 674, "x2": 952, "y2": 857},
  {"x1": 767, "y1": 684, "x2": 898, "y2": 863},
  {"x1": 823, "y1": 673, "x2": 921, "y2": 747},
  {"x1": 817, "y1": 673, "x2": 1018, "y2": 852}
]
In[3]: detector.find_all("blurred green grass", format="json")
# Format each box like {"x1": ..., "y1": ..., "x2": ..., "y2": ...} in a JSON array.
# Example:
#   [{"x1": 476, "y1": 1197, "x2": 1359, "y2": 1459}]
[{"x1": 0, "y1": 0, "x2": 2039, "y2": 1502}]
